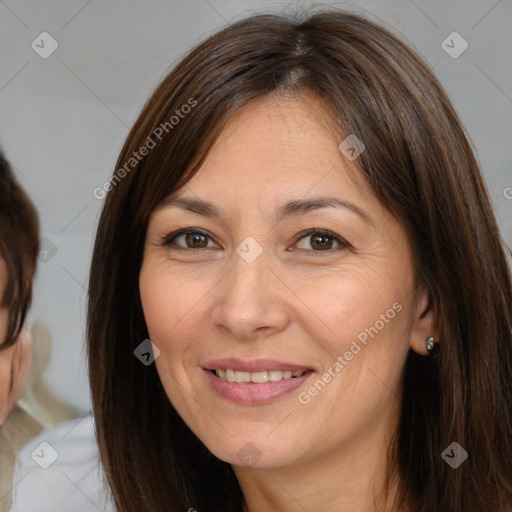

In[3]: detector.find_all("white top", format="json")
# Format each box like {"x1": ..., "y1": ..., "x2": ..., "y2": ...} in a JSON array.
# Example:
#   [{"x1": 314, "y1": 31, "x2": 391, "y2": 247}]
[{"x1": 9, "y1": 414, "x2": 115, "y2": 512}]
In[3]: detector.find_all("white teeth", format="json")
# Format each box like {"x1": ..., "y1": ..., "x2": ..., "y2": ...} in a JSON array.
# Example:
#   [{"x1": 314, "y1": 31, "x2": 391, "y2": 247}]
[
  {"x1": 268, "y1": 370, "x2": 282, "y2": 381},
  {"x1": 235, "y1": 371, "x2": 251, "y2": 383},
  {"x1": 214, "y1": 369, "x2": 306, "y2": 383},
  {"x1": 250, "y1": 371, "x2": 268, "y2": 383}
]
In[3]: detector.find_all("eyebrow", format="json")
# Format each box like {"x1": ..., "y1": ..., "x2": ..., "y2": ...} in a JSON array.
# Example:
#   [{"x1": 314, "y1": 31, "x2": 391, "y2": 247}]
[{"x1": 158, "y1": 194, "x2": 375, "y2": 227}]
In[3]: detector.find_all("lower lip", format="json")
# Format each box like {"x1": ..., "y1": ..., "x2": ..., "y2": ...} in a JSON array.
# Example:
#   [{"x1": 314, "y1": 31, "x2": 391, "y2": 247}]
[{"x1": 203, "y1": 369, "x2": 314, "y2": 405}]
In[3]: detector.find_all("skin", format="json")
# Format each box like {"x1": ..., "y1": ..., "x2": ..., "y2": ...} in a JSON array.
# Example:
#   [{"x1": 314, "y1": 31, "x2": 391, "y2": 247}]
[
  {"x1": 139, "y1": 93, "x2": 441, "y2": 512},
  {"x1": 0, "y1": 257, "x2": 33, "y2": 427}
]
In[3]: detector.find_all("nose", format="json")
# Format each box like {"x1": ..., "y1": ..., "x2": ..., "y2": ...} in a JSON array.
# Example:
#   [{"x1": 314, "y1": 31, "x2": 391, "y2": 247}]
[{"x1": 211, "y1": 245, "x2": 291, "y2": 341}]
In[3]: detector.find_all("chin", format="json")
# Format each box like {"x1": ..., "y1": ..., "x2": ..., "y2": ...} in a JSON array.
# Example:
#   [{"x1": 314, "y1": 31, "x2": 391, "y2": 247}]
[{"x1": 201, "y1": 435, "x2": 298, "y2": 469}]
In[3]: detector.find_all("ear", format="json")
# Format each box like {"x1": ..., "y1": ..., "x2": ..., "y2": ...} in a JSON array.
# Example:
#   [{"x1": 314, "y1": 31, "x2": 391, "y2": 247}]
[{"x1": 410, "y1": 285, "x2": 441, "y2": 356}]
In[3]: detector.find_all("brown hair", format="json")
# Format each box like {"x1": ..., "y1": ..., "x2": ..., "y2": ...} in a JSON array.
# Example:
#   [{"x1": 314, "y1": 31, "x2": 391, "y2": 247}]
[
  {"x1": 87, "y1": 9, "x2": 512, "y2": 512},
  {"x1": 0, "y1": 150, "x2": 39, "y2": 348}
]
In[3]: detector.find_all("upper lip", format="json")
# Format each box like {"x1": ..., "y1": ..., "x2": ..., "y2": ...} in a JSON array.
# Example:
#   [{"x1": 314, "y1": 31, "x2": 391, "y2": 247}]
[{"x1": 202, "y1": 358, "x2": 315, "y2": 373}]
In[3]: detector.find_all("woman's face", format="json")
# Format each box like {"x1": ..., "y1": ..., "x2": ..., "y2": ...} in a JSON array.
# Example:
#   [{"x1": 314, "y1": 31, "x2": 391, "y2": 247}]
[{"x1": 139, "y1": 93, "x2": 437, "y2": 470}]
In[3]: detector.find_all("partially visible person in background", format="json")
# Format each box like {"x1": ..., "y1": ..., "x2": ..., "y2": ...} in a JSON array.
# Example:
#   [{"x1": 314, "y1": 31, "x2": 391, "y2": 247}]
[
  {"x1": 0, "y1": 148, "x2": 40, "y2": 508},
  {"x1": 0, "y1": 149, "x2": 39, "y2": 423},
  {"x1": 0, "y1": 150, "x2": 91, "y2": 511},
  {"x1": 1, "y1": 149, "x2": 114, "y2": 512}
]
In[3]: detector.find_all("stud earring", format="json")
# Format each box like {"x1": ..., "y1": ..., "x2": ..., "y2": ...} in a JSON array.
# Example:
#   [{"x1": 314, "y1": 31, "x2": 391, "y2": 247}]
[{"x1": 425, "y1": 336, "x2": 436, "y2": 352}]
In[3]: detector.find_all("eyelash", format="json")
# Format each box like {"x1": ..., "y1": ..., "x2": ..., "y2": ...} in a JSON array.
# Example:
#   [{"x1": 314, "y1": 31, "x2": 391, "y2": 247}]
[{"x1": 160, "y1": 228, "x2": 350, "y2": 254}]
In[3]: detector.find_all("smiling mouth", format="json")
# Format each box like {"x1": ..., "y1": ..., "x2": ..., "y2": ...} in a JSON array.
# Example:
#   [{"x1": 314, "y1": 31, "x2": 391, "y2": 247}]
[
  {"x1": 203, "y1": 365, "x2": 315, "y2": 404},
  {"x1": 210, "y1": 369, "x2": 313, "y2": 383}
]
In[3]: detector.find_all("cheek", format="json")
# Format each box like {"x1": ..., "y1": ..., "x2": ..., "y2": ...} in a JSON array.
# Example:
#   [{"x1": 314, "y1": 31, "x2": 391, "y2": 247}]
[
  {"x1": 0, "y1": 330, "x2": 33, "y2": 426},
  {"x1": 302, "y1": 263, "x2": 412, "y2": 413},
  {"x1": 305, "y1": 266, "x2": 403, "y2": 347},
  {"x1": 139, "y1": 263, "x2": 210, "y2": 355}
]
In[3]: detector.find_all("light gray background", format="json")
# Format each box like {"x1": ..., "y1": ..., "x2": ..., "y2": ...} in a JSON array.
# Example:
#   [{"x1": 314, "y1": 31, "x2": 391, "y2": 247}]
[{"x1": 1, "y1": 0, "x2": 511, "y2": 413}]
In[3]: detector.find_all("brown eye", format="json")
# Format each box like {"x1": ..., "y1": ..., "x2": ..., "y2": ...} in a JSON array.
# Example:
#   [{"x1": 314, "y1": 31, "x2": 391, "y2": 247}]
[
  {"x1": 310, "y1": 233, "x2": 334, "y2": 250},
  {"x1": 162, "y1": 229, "x2": 215, "y2": 249},
  {"x1": 294, "y1": 229, "x2": 350, "y2": 252},
  {"x1": 184, "y1": 232, "x2": 208, "y2": 248}
]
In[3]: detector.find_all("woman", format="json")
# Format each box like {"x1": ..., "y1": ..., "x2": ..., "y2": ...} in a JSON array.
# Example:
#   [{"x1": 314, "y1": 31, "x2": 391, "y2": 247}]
[{"x1": 87, "y1": 9, "x2": 512, "y2": 512}]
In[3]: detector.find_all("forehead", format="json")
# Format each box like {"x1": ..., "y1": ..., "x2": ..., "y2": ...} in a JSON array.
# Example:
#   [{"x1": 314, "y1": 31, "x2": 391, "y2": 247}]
[{"x1": 175, "y1": 93, "x2": 373, "y2": 210}]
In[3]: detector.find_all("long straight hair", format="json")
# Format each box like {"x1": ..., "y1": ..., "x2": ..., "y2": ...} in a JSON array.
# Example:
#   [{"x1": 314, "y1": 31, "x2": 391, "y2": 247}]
[{"x1": 87, "y1": 10, "x2": 512, "y2": 512}]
